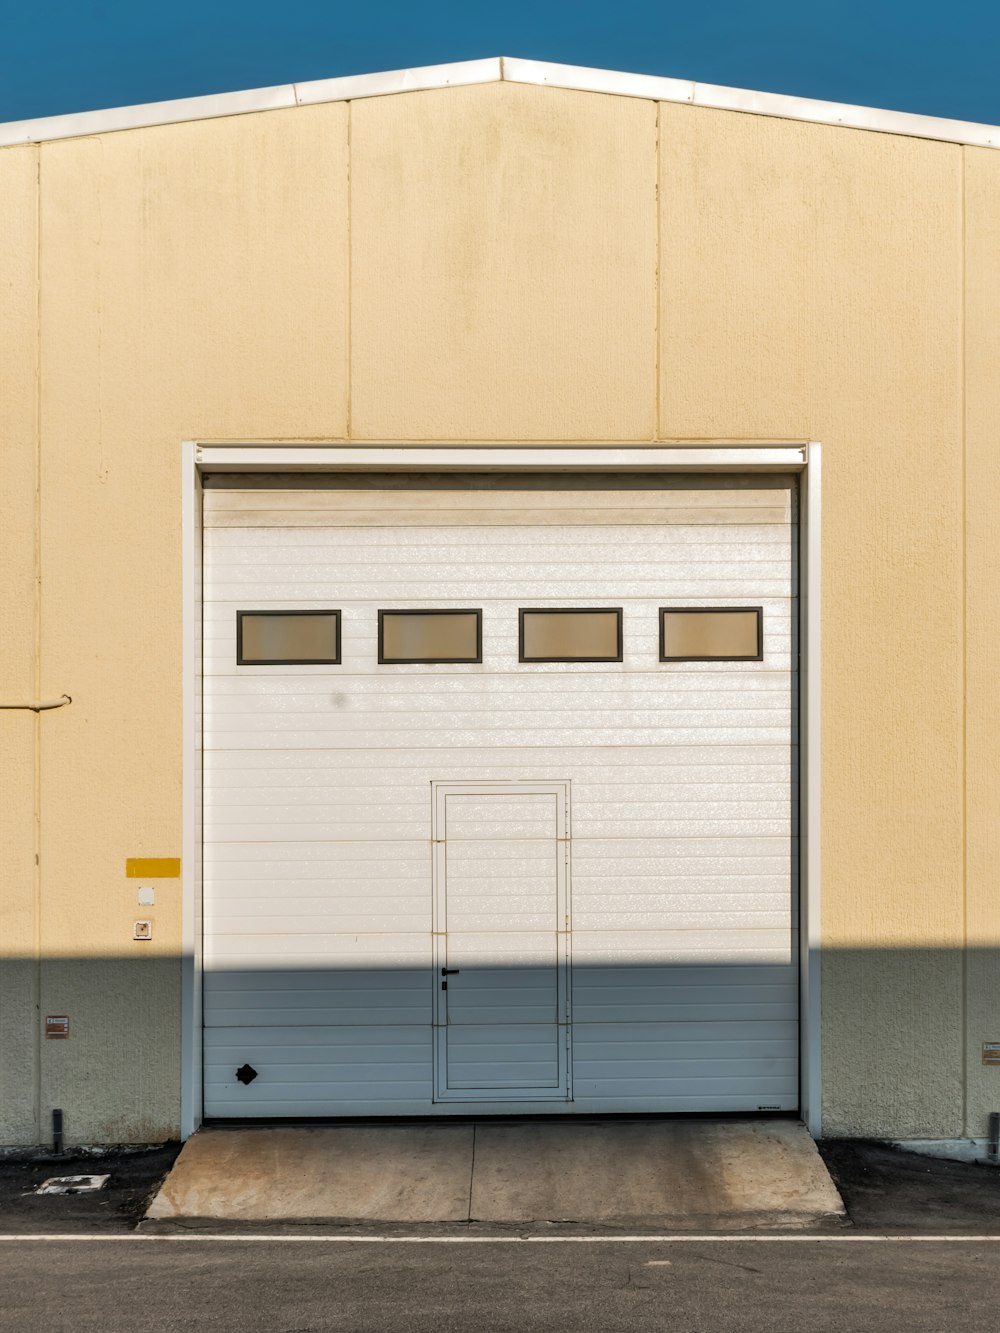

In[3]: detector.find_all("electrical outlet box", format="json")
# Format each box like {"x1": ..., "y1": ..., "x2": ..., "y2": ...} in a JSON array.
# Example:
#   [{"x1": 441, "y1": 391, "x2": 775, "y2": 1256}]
[{"x1": 133, "y1": 920, "x2": 152, "y2": 941}]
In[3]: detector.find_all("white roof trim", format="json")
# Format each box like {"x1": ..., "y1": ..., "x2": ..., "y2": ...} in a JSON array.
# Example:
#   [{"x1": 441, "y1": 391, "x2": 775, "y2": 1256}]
[
  {"x1": 1, "y1": 54, "x2": 997, "y2": 150},
  {"x1": 505, "y1": 57, "x2": 1000, "y2": 148},
  {"x1": 295, "y1": 57, "x2": 501, "y2": 108}
]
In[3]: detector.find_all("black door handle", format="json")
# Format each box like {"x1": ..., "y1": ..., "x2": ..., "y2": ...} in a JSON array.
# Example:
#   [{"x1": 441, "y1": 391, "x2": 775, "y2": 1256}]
[{"x1": 441, "y1": 968, "x2": 460, "y2": 976}]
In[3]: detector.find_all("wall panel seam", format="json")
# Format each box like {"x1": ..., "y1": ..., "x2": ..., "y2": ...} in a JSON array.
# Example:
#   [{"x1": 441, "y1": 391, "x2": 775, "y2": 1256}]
[
  {"x1": 654, "y1": 101, "x2": 661, "y2": 442},
  {"x1": 346, "y1": 101, "x2": 353, "y2": 443},
  {"x1": 960, "y1": 145, "x2": 968, "y2": 1135},
  {"x1": 32, "y1": 141, "x2": 42, "y2": 1144}
]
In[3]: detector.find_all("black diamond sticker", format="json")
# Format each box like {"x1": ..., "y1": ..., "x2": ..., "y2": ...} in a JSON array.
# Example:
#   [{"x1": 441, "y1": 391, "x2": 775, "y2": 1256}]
[{"x1": 235, "y1": 1064, "x2": 258, "y2": 1085}]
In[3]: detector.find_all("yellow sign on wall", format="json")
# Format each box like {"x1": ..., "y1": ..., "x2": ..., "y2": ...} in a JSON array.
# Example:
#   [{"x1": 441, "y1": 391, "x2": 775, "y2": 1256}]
[{"x1": 126, "y1": 858, "x2": 180, "y2": 878}]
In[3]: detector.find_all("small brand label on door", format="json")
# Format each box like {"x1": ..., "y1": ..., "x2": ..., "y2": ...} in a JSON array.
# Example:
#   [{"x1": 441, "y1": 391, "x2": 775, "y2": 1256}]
[{"x1": 45, "y1": 1016, "x2": 69, "y2": 1039}]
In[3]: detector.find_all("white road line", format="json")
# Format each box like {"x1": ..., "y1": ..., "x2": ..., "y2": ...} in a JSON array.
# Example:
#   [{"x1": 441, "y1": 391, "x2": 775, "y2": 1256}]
[{"x1": 1, "y1": 1234, "x2": 1000, "y2": 1244}]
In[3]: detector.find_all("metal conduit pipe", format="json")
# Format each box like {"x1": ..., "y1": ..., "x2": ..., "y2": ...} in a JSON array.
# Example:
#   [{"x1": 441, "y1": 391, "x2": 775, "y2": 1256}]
[{"x1": 0, "y1": 694, "x2": 72, "y2": 711}]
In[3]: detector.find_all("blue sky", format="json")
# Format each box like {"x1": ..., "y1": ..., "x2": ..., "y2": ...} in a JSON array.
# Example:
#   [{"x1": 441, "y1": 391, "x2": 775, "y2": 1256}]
[{"x1": 2, "y1": 0, "x2": 997, "y2": 125}]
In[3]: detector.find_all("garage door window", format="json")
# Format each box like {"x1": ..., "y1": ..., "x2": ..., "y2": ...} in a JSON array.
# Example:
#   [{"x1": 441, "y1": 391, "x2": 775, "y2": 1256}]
[
  {"x1": 379, "y1": 610, "x2": 482, "y2": 664},
  {"x1": 519, "y1": 608, "x2": 623, "y2": 662},
  {"x1": 237, "y1": 610, "x2": 341, "y2": 665},
  {"x1": 659, "y1": 607, "x2": 763, "y2": 661}
]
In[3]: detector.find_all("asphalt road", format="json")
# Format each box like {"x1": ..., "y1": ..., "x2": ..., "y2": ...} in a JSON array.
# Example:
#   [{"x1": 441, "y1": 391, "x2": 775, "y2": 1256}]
[{"x1": 2, "y1": 1236, "x2": 999, "y2": 1332}]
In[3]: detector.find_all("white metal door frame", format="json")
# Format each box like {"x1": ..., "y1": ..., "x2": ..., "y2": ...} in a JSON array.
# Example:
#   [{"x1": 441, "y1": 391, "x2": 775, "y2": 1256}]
[
  {"x1": 181, "y1": 440, "x2": 821, "y2": 1139},
  {"x1": 431, "y1": 780, "x2": 572, "y2": 1102}
]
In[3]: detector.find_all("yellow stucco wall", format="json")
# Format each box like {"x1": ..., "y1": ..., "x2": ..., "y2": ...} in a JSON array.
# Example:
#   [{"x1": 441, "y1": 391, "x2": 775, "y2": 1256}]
[
  {"x1": 0, "y1": 145, "x2": 40, "y2": 1143},
  {"x1": 350, "y1": 84, "x2": 656, "y2": 440},
  {"x1": 0, "y1": 81, "x2": 995, "y2": 1143},
  {"x1": 659, "y1": 105, "x2": 967, "y2": 1138},
  {"x1": 30, "y1": 104, "x2": 349, "y2": 1143},
  {"x1": 964, "y1": 146, "x2": 1000, "y2": 1139}
]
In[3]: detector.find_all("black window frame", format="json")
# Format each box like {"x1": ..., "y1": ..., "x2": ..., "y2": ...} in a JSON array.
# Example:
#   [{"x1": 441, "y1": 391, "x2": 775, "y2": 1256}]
[
  {"x1": 518, "y1": 607, "x2": 624, "y2": 664},
  {"x1": 658, "y1": 606, "x2": 764, "y2": 662},
  {"x1": 377, "y1": 608, "x2": 483, "y2": 665},
  {"x1": 236, "y1": 609, "x2": 342, "y2": 666}
]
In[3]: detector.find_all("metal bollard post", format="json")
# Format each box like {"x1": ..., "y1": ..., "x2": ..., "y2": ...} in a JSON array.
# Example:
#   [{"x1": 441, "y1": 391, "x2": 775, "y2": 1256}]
[{"x1": 987, "y1": 1112, "x2": 999, "y2": 1164}]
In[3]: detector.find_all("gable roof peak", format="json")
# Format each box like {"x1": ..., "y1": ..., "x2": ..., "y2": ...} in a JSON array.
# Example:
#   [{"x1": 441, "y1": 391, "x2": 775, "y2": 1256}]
[{"x1": 1, "y1": 55, "x2": 997, "y2": 151}]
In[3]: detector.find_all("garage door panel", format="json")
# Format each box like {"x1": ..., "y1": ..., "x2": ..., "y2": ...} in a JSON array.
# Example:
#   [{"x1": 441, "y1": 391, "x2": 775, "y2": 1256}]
[
  {"x1": 443, "y1": 934, "x2": 559, "y2": 1024},
  {"x1": 207, "y1": 504, "x2": 795, "y2": 529},
  {"x1": 572, "y1": 966, "x2": 797, "y2": 1023},
  {"x1": 205, "y1": 841, "x2": 431, "y2": 933},
  {"x1": 203, "y1": 472, "x2": 796, "y2": 527},
  {"x1": 204, "y1": 673, "x2": 795, "y2": 750},
  {"x1": 575, "y1": 1019, "x2": 797, "y2": 1051},
  {"x1": 572, "y1": 838, "x2": 794, "y2": 930},
  {"x1": 205, "y1": 901, "x2": 426, "y2": 935},
  {"x1": 203, "y1": 969, "x2": 429, "y2": 1026},
  {"x1": 570, "y1": 1094, "x2": 799, "y2": 1111},
  {"x1": 444, "y1": 794, "x2": 557, "y2": 841},
  {"x1": 203, "y1": 1025, "x2": 432, "y2": 1116},
  {"x1": 202, "y1": 473, "x2": 798, "y2": 1116},
  {"x1": 574, "y1": 996, "x2": 797, "y2": 1024},
  {"x1": 204, "y1": 523, "x2": 793, "y2": 603},
  {"x1": 573, "y1": 905, "x2": 791, "y2": 930},
  {"x1": 204, "y1": 931, "x2": 429, "y2": 968},
  {"x1": 573, "y1": 1015, "x2": 798, "y2": 1101},
  {"x1": 569, "y1": 835, "x2": 793, "y2": 877},
  {"x1": 573, "y1": 1076, "x2": 798, "y2": 1104},
  {"x1": 204, "y1": 482, "x2": 800, "y2": 517},
  {"x1": 444, "y1": 844, "x2": 558, "y2": 930},
  {"x1": 572, "y1": 775, "x2": 797, "y2": 831},
  {"x1": 205, "y1": 529, "x2": 794, "y2": 582},
  {"x1": 572, "y1": 928, "x2": 797, "y2": 965},
  {"x1": 207, "y1": 567, "x2": 794, "y2": 604},
  {"x1": 203, "y1": 741, "x2": 794, "y2": 779},
  {"x1": 444, "y1": 932, "x2": 560, "y2": 966},
  {"x1": 204, "y1": 749, "x2": 794, "y2": 841},
  {"x1": 571, "y1": 806, "x2": 795, "y2": 839},
  {"x1": 441, "y1": 971, "x2": 558, "y2": 1025},
  {"x1": 203, "y1": 599, "x2": 795, "y2": 675},
  {"x1": 206, "y1": 804, "x2": 794, "y2": 843},
  {"x1": 444, "y1": 1025, "x2": 562, "y2": 1089},
  {"x1": 206, "y1": 673, "x2": 795, "y2": 712}
]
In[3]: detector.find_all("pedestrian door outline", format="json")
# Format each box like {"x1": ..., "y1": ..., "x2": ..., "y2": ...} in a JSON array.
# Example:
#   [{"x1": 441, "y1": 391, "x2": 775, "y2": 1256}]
[{"x1": 432, "y1": 780, "x2": 572, "y2": 1102}]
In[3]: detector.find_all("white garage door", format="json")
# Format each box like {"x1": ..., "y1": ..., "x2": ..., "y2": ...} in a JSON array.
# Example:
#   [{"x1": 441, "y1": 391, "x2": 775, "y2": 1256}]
[{"x1": 202, "y1": 472, "x2": 798, "y2": 1117}]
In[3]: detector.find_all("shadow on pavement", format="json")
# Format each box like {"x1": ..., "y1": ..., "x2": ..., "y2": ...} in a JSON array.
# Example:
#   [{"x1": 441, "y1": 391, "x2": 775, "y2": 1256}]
[{"x1": 819, "y1": 1140, "x2": 1000, "y2": 1231}]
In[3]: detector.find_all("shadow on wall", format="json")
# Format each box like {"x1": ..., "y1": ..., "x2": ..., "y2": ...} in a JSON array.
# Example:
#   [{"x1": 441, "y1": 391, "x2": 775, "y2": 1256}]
[{"x1": 1, "y1": 948, "x2": 992, "y2": 1146}]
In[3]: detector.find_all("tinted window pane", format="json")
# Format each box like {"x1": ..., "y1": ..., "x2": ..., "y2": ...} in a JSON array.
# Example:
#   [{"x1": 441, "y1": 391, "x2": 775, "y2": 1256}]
[
  {"x1": 380, "y1": 611, "x2": 481, "y2": 663},
  {"x1": 520, "y1": 609, "x2": 622, "y2": 662},
  {"x1": 660, "y1": 608, "x2": 761, "y2": 660},
  {"x1": 238, "y1": 611, "x2": 340, "y2": 664}
]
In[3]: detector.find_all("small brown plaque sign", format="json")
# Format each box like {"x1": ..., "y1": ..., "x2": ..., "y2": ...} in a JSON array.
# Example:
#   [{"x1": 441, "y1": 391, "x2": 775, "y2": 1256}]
[
  {"x1": 982, "y1": 1043, "x2": 1000, "y2": 1066},
  {"x1": 45, "y1": 1015, "x2": 69, "y2": 1040}
]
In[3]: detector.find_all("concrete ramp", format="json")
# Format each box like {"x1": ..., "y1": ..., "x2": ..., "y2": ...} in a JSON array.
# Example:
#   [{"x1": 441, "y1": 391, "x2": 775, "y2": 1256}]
[
  {"x1": 145, "y1": 1119, "x2": 845, "y2": 1228},
  {"x1": 148, "y1": 1125, "x2": 473, "y2": 1224}
]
